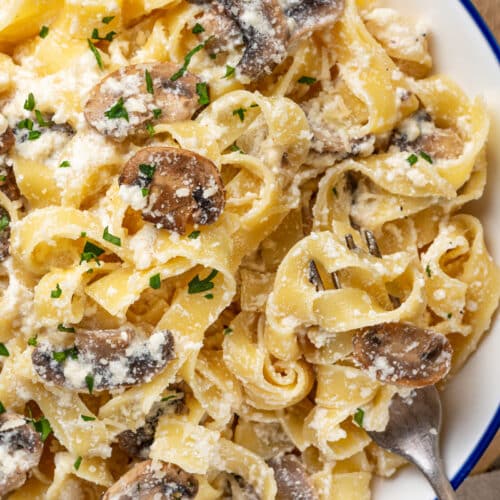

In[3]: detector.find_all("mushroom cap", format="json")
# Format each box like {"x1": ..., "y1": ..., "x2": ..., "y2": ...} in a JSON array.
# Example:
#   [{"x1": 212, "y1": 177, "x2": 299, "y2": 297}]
[
  {"x1": 84, "y1": 63, "x2": 201, "y2": 140},
  {"x1": 213, "y1": 0, "x2": 289, "y2": 80},
  {"x1": 285, "y1": 0, "x2": 345, "y2": 42},
  {"x1": 0, "y1": 413, "x2": 43, "y2": 497},
  {"x1": 268, "y1": 453, "x2": 317, "y2": 500},
  {"x1": 102, "y1": 460, "x2": 198, "y2": 500},
  {"x1": 119, "y1": 147, "x2": 225, "y2": 234},
  {"x1": 32, "y1": 328, "x2": 175, "y2": 391},
  {"x1": 352, "y1": 322, "x2": 452, "y2": 387},
  {"x1": 0, "y1": 127, "x2": 14, "y2": 154}
]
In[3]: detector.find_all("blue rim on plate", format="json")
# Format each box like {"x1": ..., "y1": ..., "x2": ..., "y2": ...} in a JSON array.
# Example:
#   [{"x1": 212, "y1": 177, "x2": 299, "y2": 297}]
[{"x1": 451, "y1": 0, "x2": 500, "y2": 490}]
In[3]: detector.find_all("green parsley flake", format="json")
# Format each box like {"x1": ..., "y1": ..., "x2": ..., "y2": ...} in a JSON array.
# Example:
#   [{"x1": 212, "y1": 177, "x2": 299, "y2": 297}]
[
  {"x1": 145, "y1": 69, "x2": 154, "y2": 94},
  {"x1": 192, "y1": 23, "x2": 205, "y2": 34},
  {"x1": 80, "y1": 241, "x2": 105, "y2": 265},
  {"x1": 139, "y1": 163, "x2": 156, "y2": 180},
  {"x1": 426, "y1": 265, "x2": 432, "y2": 278},
  {"x1": 28, "y1": 130, "x2": 42, "y2": 141},
  {"x1": 188, "y1": 269, "x2": 218, "y2": 294},
  {"x1": 18, "y1": 118, "x2": 33, "y2": 130},
  {"x1": 153, "y1": 108, "x2": 162, "y2": 119},
  {"x1": 81, "y1": 414, "x2": 96, "y2": 421},
  {"x1": 354, "y1": 408, "x2": 364, "y2": 428},
  {"x1": 204, "y1": 293, "x2": 214, "y2": 299},
  {"x1": 59, "y1": 160, "x2": 71, "y2": 168},
  {"x1": 232, "y1": 107, "x2": 246, "y2": 122},
  {"x1": 407, "y1": 153, "x2": 419, "y2": 166},
  {"x1": 39, "y1": 26, "x2": 49, "y2": 38},
  {"x1": 0, "y1": 176, "x2": 6, "y2": 182},
  {"x1": 33, "y1": 417, "x2": 52, "y2": 441},
  {"x1": 80, "y1": 232, "x2": 87, "y2": 238},
  {"x1": 92, "y1": 28, "x2": 117, "y2": 42},
  {"x1": 419, "y1": 151, "x2": 433, "y2": 164},
  {"x1": 224, "y1": 65, "x2": 236, "y2": 79},
  {"x1": 74, "y1": 456, "x2": 83, "y2": 470},
  {"x1": 188, "y1": 231, "x2": 200, "y2": 239},
  {"x1": 85, "y1": 374, "x2": 94, "y2": 394},
  {"x1": 141, "y1": 188, "x2": 149, "y2": 197},
  {"x1": 0, "y1": 401, "x2": 5, "y2": 414},
  {"x1": 35, "y1": 109, "x2": 50, "y2": 127},
  {"x1": 223, "y1": 327, "x2": 233, "y2": 335},
  {"x1": 161, "y1": 394, "x2": 178, "y2": 402},
  {"x1": 102, "y1": 16, "x2": 115, "y2": 24},
  {"x1": 196, "y1": 82, "x2": 210, "y2": 105},
  {"x1": 146, "y1": 122, "x2": 155, "y2": 136},
  {"x1": 104, "y1": 97, "x2": 129, "y2": 121},
  {"x1": 149, "y1": 273, "x2": 161, "y2": 289},
  {"x1": 298, "y1": 76, "x2": 317, "y2": 85},
  {"x1": 24, "y1": 93, "x2": 35, "y2": 111},
  {"x1": 28, "y1": 336, "x2": 38, "y2": 346},
  {"x1": 57, "y1": 324, "x2": 75, "y2": 333},
  {"x1": 103, "y1": 226, "x2": 121, "y2": 246},
  {"x1": 52, "y1": 347, "x2": 78, "y2": 363},
  {"x1": 171, "y1": 39, "x2": 212, "y2": 81},
  {"x1": 0, "y1": 214, "x2": 9, "y2": 231},
  {"x1": 0, "y1": 343, "x2": 9, "y2": 356},
  {"x1": 447, "y1": 312, "x2": 452, "y2": 319},
  {"x1": 87, "y1": 39, "x2": 103, "y2": 70},
  {"x1": 51, "y1": 283, "x2": 62, "y2": 298}
]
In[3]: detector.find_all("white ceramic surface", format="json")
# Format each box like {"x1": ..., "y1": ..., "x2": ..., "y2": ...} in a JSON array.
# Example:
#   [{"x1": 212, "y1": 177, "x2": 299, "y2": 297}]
[{"x1": 372, "y1": 1, "x2": 500, "y2": 499}]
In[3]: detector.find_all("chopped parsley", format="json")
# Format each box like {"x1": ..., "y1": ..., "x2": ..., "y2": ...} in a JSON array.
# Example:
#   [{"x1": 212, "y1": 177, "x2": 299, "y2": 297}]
[
  {"x1": 80, "y1": 232, "x2": 87, "y2": 238},
  {"x1": 447, "y1": 312, "x2": 453, "y2": 319},
  {"x1": 149, "y1": 273, "x2": 161, "y2": 289},
  {"x1": 59, "y1": 160, "x2": 71, "y2": 168},
  {"x1": 39, "y1": 25, "x2": 49, "y2": 38},
  {"x1": 425, "y1": 264, "x2": 432, "y2": 278},
  {"x1": 0, "y1": 176, "x2": 5, "y2": 182},
  {"x1": 28, "y1": 130, "x2": 42, "y2": 141},
  {"x1": 74, "y1": 456, "x2": 83, "y2": 470},
  {"x1": 0, "y1": 401, "x2": 5, "y2": 414},
  {"x1": 153, "y1": 108, "x2": 162, "y2": 119},
  {"x1": 50, "y1": 283, "x2": 62, "y2": 298},
  {"x1": 52, "y1": 347, "x2": 78, "y2": 363},
  {"x1": 229, "y1": 143, "x2": 243, "y2": 153},
  {"x1": 103, "y1": 226, "x2": 121, "y2": 246},
  {"x1": 188, "y1": 230, "x2": 200, "y2": 239},
  {"x1": 0, "y1": 343, "x2": 9, "y2": 357},
  {"x1": 17, "y1": 118, "x2": 33, "y2": 130},
  {"x1": 232, "y1": 107, "x2": 246, "y2": 122},
  {"x1": 419, "y1": 151, "x2": 433, "y2": 164},
  {"x1": 104, "y1": 97, "x2": 129, "y2": 121},
  {"x1": 57, "y1": 324, "x2": 75, "y2": 333},
  {"x1": 204, "y1": 293, "x2": 214, "y2": 299},
  {"x1": 0, "y1": 214, "x2": 9, "y2": 231},
  {"x1": 141, "y1": 188, "x2": 149, "y2": 197},
  {"x1": 24, "y1": 92, "x2": 35, "y2": 111},
  {"x1": 145, "y1": 69, "x2": 154, "y2": 94},
  {"x1": 102, "y1": 16, "x2": 115, "y2": 24},
  {"x1": 298, "y1": 76, "x2": 317, "y2": 85},
  {"x1": 223, "y1": 65, "x2": 236, "y2": 79},
  {"x1": 85, "y1": 374, "x2": 94, "y2": 394},
  {"x1": 35, "y1": 109, "x2": 50, "y2": 127},
  {"x1": 80, "y1": 241, "x2": 105, "y2": 265},
  {"x1": 161, "y1": 394, "x2": 177, "y2": 402},
  {"x1": 354, "y1": 408, "x2": 364, "y2": 428},
  {"x1": 188, "y1": 269, "x2": 218, "y2": 294},
  {"x1": 32, "y1": 416, "x2": 52, "y2": 441},
  {"x1": 87, "y1": 39, "x2": 103, "y2": 70},
  {"x1": 192, "y1": 23, "x2": 205, "y2": 34},
  {"x1": 28, "y1": 336, "x2": 38, "y2": 346},
  {"x1": 407, "y1": 153, "x2": 419, "y2": 166},
  {"x1": 146, "y1": 122, "x2": 155, "y2": 136},
  {"x1": 170, "y1": 38, "x2": 213, "y2": 81},
  {"x1": 81, "y1": 414, "x2": 96, "y2": 421},
  {"x1": 139, "y1": 163, "x2": 156, "y2": 180},
  {"x1": 91, "y1": 28, "x2": 117, "y2": 42},
  {"x1": 223, "y1": 327, "x2": 233, "y2": 335},
  {"x1": 196, "y1": 82, "x2": 210, "y2": 105}
]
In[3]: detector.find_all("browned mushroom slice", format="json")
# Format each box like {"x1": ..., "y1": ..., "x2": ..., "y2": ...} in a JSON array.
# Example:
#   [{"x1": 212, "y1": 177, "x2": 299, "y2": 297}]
[
  {"x1": 31, "y1": 328, "x2": 175, "y2": 391},
  {"x1": 285, "y1": 0, "x2": 345, "y2": 41},
  {"x1": 0, "y1": 165, "x2": 21, "y2": 202},
  {"x1": 84, "y1": 63, "x2": 201, "y2": 140},
  {"x1": 0, "y1": 126, "x2": 14, "y2": 154},
  {"x1": 102, "y1": 460, "x2": 198, "y2": 500},
  {"x1": 213, "y1": 0, "x2": 289, "y2": 80},
  {"x1": 268, "y1": 453, "x2": 317, "y2": 500},
  {"x1": 119, "y1": 147, "x2": 225, "y2": 234},
  {"x1": 0, "y1": 412, "x2": 43, "y2": 496},
  {"x1": 352, "y1": 323, "x2": 452, "y2": 387},
  {"x1": 390, "y1": 110, "x2": 463, "y2": 160}
]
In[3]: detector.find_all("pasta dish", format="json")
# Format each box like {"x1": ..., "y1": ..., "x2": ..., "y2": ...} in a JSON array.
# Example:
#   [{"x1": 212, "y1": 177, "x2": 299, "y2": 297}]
[{"x1": 0, "y1": 0, "x2": 499, "y2": 498}]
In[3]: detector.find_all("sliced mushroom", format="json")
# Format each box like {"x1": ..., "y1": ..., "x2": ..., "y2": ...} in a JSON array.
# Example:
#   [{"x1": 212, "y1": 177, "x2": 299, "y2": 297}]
[
  {"x1": 228, "y1": 474, "x2": 261, "y2": 500},
  {"x1": 268, "y1": 453, "x2": 317, "y2": 500},
  {"x1": 213, "y1": 0, "x2": 289, "y2": 80},
  {"x1": 102, "y1": 459, "x2": 198, "y2": 500},
  {"x1": 0, "y1": 165, "x2": 21, "y2": 202},
  {"x1": 32, "y1": 328, "x2": 175, "y2": 391},
  {"x1": 119, "y1": 147, "x2": 225, "y2": 234},
  {"x1": 118, "y1": 390, "x2": 186, "y2": 458},
  {"x1": 0, "y1": 126, "x2": 14, "y2": 154},
  {"x1": 0, "y1": 412, "x2": 43, "y2": 496},
  {"x1": 390, "y1": 110, "x2": 463, "y2": 160},
  {"x1": 285, "y1": 0, "x2": 345, "y2": 42},
  {"x1": 85, "y1": 63, "x2": 201, "y2": 141},
  {"x1": 352, "y1": 322, "x2": 452, "y2": 387}
]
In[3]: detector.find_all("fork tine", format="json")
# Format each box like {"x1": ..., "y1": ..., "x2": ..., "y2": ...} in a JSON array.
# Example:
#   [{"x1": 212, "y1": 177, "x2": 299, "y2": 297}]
[{"x1": 309, "y1": 260, "x2": 325, "y2": 292}]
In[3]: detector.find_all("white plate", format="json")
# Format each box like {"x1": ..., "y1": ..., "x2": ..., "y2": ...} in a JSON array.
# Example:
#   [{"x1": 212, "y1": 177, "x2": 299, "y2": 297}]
[{"x1": 373, "y1": 1, "x2": 500, "y2": 498}]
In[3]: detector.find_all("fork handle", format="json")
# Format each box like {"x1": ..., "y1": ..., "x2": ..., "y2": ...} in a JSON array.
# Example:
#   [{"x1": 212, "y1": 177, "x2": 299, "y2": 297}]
[{"x1": 423, "y1": 459, "x2": 457, "y2": 500}]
